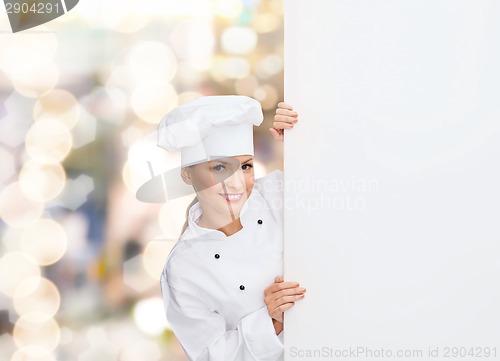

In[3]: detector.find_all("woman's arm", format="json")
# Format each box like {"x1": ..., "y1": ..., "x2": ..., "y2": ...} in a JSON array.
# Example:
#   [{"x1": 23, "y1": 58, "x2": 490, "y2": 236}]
[{"x1": 161, "y1": 273, "x2": 284, "y2": 361}]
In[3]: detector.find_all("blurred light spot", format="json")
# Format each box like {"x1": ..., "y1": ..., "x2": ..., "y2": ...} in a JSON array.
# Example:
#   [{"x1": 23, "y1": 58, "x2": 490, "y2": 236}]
[
  {"x1": 71, "y1": 108, "x2": 97, "y2": 149},
  {"x1": 270, "y1": 0, "x2": 285, "y2": 16},
  {"x1": 121, "y1": 126, "x2": 144, "y2": 148},
  {"x1": 234, "y1": 75, "x2": 259, "y2": 96},
  {"x1": 20, "y1": 219, "x2": 68, "y2": 266},
  {"x1": 214, "y1": 0, "x2": 243, "y2": 19},
  {"x1": 109, "y1": 8, "x2": 148, "y2": 34},
  {"x1": 11, "y1": 348, "x2": 56, "y2": 361},
  {"x1": 131, "y1": 82, "x2": 178, "y2": 124},
  {"x1": 25, "y1": 118, "x2": 72, "y2": 164},
  {"x1": 133, "y1": 298, "x2": 169, "y2": 335},
  {"x1": 33, "y1": 89, "x2": 80, "y2": 130},
  {"x1": 158, "y1": 205, "x2": 183, "y2": 240},
  {"x1": 0, "y1": 183, "x2": 44, "y2": 228},
  {"x1": 175, "y1": 62, "x2": 205, "y2": 85},
  {"x1": 0, "y1": 92, "x2": 36, "y2": 148},
  {"x1": 0, "y1": 29, "x2": 57, "y2": 75},
  {"x1": 123, "y1": 255, "x2": 157, "y2": 293},
  {"x1": 211, "y1": 57, "x2": 249, "y2": 81},
  {"x1": 1, "y1": 227, "x2": 23, "y2": 252},
  {"x1": 78, "y1": 327, "x2": 118, "y2": 361},
  {"x1": 0, "y1": 70, "x2": 11, "y2": 91},
  {"x1": 147, "y1": 0, "x2": 211, "y2": 16},
  {"x1": 254, "y1": 84, "x2": 279, "y2": 110},
  {"x1": 253, "y1": 160, "x2": 268, "y2": 179},
  {"x1": 59, "y1": 327, "x2": 73, "y2": 346},
  {"x1": 13, "y1": 277, "x2": 60, "y2": 320},
  {"x1": 54, "y1": 175, "x2": 94, "y2": 211},
  {"x1": 0, "y1": 147, "x2": 15, "y2": 185},
  {"x1": 78, "y1": 0, "x2": 147, "y2": 33},
  {"x1": 177, "y1": 91, "x2": 203, "y2": 105},
  {"x1": 85, "y1": 87, "x2": 127, "y2": 125},
  {"x1": 104, "y1": 65, "x2": 131, "y2": 92},
  {"x1": 19, "y1": 161, "x2": 66, "y2": 202},
  {"x1": 123, "y1": 135, "x2": 179, "y2": 193},
  {"x1": 127, "y1": 41, "x2": 177, "y2": 84},
  {"x1": 169, "y1": 19, "x2": 214, "y2": 71},
  {"x1": 122, "y1": 159, "x2": 146, "y2": 198},
  {"x1": 161, "y1": 195, "x2": 195, "y2": 235},
  {"x1": 119, "y1": 340, "x2": 161, "y2": 361},
  {"x1": 0, "y1": 252, "x2": 40, "y2": 297},
  {"x1": 251, "y1": 13, "x2": 281, "y2": 33},
  {"x1": 256, "y1": 55, "x2": 284, "y2": 78},
  {"x1": 0, "y1": 334, "x2": 16, "y2": 361},
  {"x1": 221, "y1": 27, "x2": 258, "y2": 55},
  {"x1": 142, "y1": 241, "x2": 175, "y2": 280},
  {"x1": 222, "y1": 57, "x2": 251, "y2": 79},
  {"x1": 13, "y1": 314, "x2": 60, "y2": 356},
  {"x1": 12, "y1": 62, "x2": 59, "y2": 98}
]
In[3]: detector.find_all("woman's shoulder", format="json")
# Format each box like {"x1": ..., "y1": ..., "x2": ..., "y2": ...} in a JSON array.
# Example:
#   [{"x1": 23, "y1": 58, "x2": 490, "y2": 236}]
[{"x1": 161, "y1": 231, "x2": 212, "y2": 287}]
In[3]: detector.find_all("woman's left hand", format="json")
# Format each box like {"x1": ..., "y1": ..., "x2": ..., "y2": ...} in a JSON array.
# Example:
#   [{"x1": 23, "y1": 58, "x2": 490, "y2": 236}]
[
  {"x1": 264, "y1": 275, "x2": 306, "y2": 324},
  {"x1": 270, "y1": 102, "x2": 298, "y2": 142}
]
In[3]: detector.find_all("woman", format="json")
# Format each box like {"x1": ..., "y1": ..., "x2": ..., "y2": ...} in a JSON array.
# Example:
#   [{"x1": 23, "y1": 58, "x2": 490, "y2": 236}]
[{"x1": 159, "y1": 95, "x2": 305, "y2": 361}]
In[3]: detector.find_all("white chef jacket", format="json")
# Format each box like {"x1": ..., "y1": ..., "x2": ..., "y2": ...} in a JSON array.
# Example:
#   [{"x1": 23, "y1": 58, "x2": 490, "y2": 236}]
[{"x1": 160, "y1": 170, "x2": 284, "y2": 361}]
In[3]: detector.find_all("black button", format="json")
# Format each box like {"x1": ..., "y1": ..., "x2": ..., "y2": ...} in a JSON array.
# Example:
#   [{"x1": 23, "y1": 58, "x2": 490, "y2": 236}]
[
  {"x1": 214, "y1": 254, "x2": 220, "y2": 259},
  {"x1": 257, "y1": 219, "x2": 263, "y2": 225},
  {"x1": 239, "y1": 285, "x2": 245, "y2": 290}
]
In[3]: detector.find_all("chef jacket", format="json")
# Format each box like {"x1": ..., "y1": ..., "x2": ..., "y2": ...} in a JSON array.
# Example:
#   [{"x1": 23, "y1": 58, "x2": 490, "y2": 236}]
[{"x1": 160, "y1": 170, "x2": 285, "y2": 361}]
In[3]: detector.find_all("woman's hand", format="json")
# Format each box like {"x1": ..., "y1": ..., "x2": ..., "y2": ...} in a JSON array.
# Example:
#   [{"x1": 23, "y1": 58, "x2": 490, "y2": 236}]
[
  {"x1": 270, "y1": 102, "x2": 299, "y2": 142},
  {"x1": 264, "y1": 276, "x2": 306, "y2": 327}
]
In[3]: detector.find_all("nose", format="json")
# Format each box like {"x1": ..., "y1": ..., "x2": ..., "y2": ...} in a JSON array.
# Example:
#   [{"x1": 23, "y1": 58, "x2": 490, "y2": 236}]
[{"x1": 223, "y1": 168, "x2": 245, "y2": 191}]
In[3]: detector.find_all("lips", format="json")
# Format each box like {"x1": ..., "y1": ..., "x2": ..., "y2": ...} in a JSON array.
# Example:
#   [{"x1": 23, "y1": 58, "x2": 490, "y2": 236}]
[{"x1": 220, "y1": 193, "x2": 243, "y2": 202}]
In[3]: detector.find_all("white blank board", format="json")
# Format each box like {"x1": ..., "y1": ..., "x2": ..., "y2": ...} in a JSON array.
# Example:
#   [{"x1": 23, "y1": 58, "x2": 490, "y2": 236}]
[{"x1": 284, "y1": 1, "x2": 500, "y2": 360}]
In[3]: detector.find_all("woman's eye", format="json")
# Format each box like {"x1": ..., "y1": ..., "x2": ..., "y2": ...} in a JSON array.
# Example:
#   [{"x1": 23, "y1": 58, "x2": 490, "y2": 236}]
[
  {"x1": 213, "y1": 164, "x2": 226, "y2": 172},
  {"x1": 242, "y1": 164, "x2": 253, "y2": 171}
]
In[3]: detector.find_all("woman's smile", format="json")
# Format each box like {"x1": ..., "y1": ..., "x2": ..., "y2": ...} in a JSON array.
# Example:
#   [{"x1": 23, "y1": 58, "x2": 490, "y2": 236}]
[{"x1": 219, "y1": 192, "x2": 244, "y2": 202}]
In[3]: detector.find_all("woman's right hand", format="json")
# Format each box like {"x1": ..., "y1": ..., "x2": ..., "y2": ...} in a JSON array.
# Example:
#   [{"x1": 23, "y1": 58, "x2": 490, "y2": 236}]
[
  {"x1": 270, "y1": 102, "x2": 298, "y2": 142},
  {"x1": 264, "y1": 276, "x2": 306, "y2": 323}
]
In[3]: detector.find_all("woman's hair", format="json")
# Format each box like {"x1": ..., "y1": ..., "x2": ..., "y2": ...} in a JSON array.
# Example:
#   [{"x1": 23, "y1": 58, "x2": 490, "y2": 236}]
[{"x1": 180, "y1": 195, "x2": 198, "y2": 237}]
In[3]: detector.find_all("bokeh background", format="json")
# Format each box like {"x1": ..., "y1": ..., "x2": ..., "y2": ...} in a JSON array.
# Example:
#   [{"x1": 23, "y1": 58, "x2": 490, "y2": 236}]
[{"x1": 0, "y1": 0, "x2": 285, "y2": 359}]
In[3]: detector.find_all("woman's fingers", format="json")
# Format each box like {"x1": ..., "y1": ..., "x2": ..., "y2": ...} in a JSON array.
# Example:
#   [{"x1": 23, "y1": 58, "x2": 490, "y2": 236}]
[
  {"x1": 275, "y1": 108, "x2": 298, "y2": 117},
  {"x1": 265, "y1": 287, "x2": 306, "y2": 305},
  {"x1": 273, "y1": 121, "x2": 294, "y2": 129},
  {"x1": 264, "y1": 281, "x2": 301, "y2": 296},
  {"x1": 274, "y1": 114, "x2": 298, "y2": 125},
  {"x1": 277, "y1": 102, "x2": 293, "y2": 111},
  {"x1": 268, "y1": 301, "x2": 296, "y2": 320}
]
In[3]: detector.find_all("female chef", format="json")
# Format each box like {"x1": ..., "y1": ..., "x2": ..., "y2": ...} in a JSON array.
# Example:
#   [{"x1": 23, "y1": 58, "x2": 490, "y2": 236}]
[{"x1": 157, "y1": 95, "x2": 305, "y2": 361}]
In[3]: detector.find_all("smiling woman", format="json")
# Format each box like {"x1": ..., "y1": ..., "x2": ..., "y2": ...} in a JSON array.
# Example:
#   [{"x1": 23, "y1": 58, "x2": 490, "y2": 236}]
[
  {"x1": 135, "y1": 95, "x2": 306, "y2": 360},
  {"x1": 180, "y1": 155, "x2": 255, "y2": 235}
]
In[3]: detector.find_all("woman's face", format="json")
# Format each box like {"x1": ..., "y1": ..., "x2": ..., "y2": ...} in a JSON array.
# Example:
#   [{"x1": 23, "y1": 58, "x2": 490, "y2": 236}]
[{"x1": 181, "y1": 155, "x2": 255, "y2": 224}]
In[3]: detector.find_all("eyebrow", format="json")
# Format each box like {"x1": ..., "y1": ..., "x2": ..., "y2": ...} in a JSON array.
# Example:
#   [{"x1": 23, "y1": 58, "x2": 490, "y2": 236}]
[{"x1": 215, "y1": 157, "x2": 253, "y2": 165}]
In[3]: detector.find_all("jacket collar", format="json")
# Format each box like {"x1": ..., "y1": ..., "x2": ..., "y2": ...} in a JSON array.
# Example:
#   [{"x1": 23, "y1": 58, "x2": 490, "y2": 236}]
[{"x1": 183, "y1": 189, "x2": 258, "y2": 240}]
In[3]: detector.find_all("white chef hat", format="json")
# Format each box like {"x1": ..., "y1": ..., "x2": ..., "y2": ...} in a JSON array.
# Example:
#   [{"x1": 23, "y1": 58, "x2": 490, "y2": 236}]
[
  {"x1": 158, "y1": 95, "x2": 263, "y2": 166},
  {"x1": 136, "y1": 95, "x2": 264, "y2": 203}
]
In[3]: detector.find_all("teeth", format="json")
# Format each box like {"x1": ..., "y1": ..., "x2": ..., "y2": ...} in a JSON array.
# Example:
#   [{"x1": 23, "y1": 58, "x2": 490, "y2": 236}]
[{"x1": 223, "y1": 194, "x2": 242, "y2": 200}]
